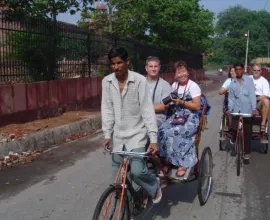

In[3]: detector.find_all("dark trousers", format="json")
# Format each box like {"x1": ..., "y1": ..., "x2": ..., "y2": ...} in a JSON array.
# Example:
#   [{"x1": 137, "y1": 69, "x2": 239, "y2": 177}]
[{"x1": 231, "y1": 117, "x2": 252, "y2": 154}]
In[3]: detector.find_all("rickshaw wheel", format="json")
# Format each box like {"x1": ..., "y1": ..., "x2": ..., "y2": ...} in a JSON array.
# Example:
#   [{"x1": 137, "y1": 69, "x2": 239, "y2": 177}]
[
  {"x1": 198, "y1": 147, "x2": 213, "y2": 206},
  {"x1": 263, "y1": 144, "x2": 268, "y2": 154},
  {"x1": 219, "y1": 114, "x2": 226, "y2": 151},
  {"x1": 265, "y1": 113, "x2": 270, "y2": 154}
]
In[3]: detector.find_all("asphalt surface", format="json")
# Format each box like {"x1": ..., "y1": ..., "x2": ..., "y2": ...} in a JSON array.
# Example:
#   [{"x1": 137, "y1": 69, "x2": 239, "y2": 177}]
[{"x1": 0, "y1": 72, "x2": 270, "y2": 220}]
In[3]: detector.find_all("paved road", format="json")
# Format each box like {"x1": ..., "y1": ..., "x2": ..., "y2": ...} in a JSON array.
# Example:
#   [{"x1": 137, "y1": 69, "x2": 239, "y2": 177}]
[{"x1": 0, "y1": 72, "x2": 269, "y2": 220}]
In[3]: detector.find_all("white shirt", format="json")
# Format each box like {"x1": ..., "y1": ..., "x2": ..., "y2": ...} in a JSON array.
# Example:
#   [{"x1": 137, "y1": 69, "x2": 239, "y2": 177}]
[
  {"x1": 172, "y1": 80, "x2": 201, "y2": 99},
  {"x1": 101, "y1": 70, "x2": 158, "y2": 151},
  {"x1": 250, "y1": 75, "x2": 270, "y2": 96},
  {"x1": 222, "y1": 78, "x2": 232, "y2": 89}
]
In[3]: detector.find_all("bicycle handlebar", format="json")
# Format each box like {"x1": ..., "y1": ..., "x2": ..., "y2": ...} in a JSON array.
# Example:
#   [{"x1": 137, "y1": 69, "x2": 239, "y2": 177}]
[
  {"x1": 230, "y1": 113, "x2": 252, "y2": 117},
  {"x1": 103, "y1": 145, "x2": 153, "y2": 157}
]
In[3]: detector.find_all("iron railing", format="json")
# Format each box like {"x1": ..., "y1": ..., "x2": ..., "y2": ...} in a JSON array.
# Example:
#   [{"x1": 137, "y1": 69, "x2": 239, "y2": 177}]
[{"x1": 0, "y1": 10, "x2": 203, "y2": 83}]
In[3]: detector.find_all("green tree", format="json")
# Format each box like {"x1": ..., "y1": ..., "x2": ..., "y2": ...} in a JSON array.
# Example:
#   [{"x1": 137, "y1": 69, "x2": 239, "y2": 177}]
[
  {"x1": 6, "y1": 28, "x2": 65, "y2": 81},
  {"x1": 79, "y1": 0, "x2": 214, "y2": 53},
  {"x1": 5, "y1": 0, "x2": 94, "y2": 21},
  {"x1": 4, "y1": 0, "x2": 95, "y2": 80},
  {"x1": 215, "y1": 6, "x2": 270, "y2": 64}
]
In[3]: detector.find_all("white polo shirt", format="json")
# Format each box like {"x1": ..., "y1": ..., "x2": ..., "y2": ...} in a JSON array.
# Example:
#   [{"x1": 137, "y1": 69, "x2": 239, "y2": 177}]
[{"x1": 250, "y1": 75, "x2": 270, "y2": 97}]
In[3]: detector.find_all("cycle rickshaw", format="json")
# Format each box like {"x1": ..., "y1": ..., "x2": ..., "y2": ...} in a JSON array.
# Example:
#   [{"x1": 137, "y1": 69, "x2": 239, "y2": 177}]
[
  {"x1": 219, "y1": 109, "x2": 269, "y2": 176},
  {"x1": 92, "y1": 94, "x2": 213, "y2": 220}
]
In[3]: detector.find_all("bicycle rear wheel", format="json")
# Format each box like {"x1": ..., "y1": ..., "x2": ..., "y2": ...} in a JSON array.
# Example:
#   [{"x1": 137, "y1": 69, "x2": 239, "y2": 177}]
[
  {"x1": 236, "y1": 132, "x2": 242, "y2": 176},
  {"x1": 92, "y1": 185, "x2": 130, "y2": 220},
  {"x1": 198, "y1": 147, "x2": 213, "y2": 206},
  {"x1": 219, "y1": 115, "x2": 225, "y2": 151}
]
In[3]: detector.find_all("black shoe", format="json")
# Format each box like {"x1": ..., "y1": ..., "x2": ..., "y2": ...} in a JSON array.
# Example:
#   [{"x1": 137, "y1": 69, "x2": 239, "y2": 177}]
[{"x1": 230, "y1": 150, "x2": 237, "y2": 157}]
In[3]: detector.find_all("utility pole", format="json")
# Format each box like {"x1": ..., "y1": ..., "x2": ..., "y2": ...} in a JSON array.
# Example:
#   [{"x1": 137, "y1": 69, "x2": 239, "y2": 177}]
[
  {"x1": 244, "y1": 30, "x2": 250, "y2": 73},
  {"x1": 268, "y1": 43, "x2": 269, "y2": 58}
]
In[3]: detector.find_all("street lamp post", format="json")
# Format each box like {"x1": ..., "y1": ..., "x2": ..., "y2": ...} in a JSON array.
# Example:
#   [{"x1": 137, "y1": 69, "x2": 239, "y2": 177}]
[
  {"x1": 244, "y1": 30, "x2": 250, "y2": 73},
  {"x1": 96, "y1": 0, "x2": 132, "y2": 32}
]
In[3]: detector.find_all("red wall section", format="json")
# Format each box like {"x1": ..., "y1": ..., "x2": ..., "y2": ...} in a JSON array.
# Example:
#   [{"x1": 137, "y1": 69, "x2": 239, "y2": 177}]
[
  {"x1": 58, "y1": 80, "x2": 68, "y2": 105},
  {"x1": 13, "y1": 83, "x2": 27, "y2": 112},
  {"x1": 83, "y1": 77, "x2": 91, "y2": 100},
  {"x1": 48, "y1": 81, "x2": 59, "y2": 107},
  {"x1": 0, "y1": 85, "x2": 13, "y2": 115},
  {"x1": 76, "y1": 78, "x2": 84, "y2": 102},
  {"x1": 36, "y1": 81, "x2": 49, "y2": 108},
  {"x1": 26, "y1": 83, "x2": 37, "y2": 110},
  {"x1": 91, "y1": 76, "x2": 98, "y2": 97},
  {"x1": 67, "y1": 79, "x2": 76, "y2": 104},
  {"x1": 0, "y1": 70, "x2": 205, "y2": 125}
]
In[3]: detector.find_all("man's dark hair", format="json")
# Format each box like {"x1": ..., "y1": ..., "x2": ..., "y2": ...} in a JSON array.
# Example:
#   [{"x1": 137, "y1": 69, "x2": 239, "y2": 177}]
[
  {"x1": 108, "y1": 47, "x2": 128, "y2": 61},
  {"x1": 233, "y1": 63, "x2": 244, "y2": 69},
  {"x1": 228, "y1": 67, "x2": 232, "y2": 78}
]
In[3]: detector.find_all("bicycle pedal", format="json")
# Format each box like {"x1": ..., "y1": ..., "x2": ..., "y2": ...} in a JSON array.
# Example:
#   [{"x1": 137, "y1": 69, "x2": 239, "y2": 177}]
[{"x1": 143, "y1": 196, "x2": 148, "y2": 208}]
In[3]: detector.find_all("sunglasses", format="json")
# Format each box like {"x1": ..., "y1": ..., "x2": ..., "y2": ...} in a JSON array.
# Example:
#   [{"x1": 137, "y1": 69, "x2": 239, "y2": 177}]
[
  {"x1": 253, "y1": 69, "x2": 261, "y2": 72},
  {"x1": 235, "y1": 68, "x2": 243, "y2": 70},
  {"x1": 147, "y1": 56, "x2": 159, "y2": 59}
]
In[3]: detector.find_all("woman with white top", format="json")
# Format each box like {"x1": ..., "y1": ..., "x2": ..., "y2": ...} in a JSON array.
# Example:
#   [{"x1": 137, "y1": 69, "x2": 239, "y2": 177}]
[
  {"x1": 218, "y1": 67, "x2": 236, "y2": 130},
  {"x1": 158, "y1": 61, "x2": 201, "y2": 177},
  {"x1": 218, "y1": 67, "x2": 236, "y2": 110}
]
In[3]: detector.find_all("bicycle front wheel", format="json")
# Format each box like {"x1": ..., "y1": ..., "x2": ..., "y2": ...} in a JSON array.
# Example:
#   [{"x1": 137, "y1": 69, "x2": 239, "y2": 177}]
[
  {"x1": 92, "y1": 185, "x2": 130, "y2": 220},
  {"x1": 236, "y1": 132, "x2": 242, "y2": 176}
]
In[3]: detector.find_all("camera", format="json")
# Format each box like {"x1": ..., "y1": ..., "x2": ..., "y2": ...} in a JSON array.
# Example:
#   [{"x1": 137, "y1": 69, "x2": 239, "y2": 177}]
[{"x1": 162, "y1": 92, "x2": 179, "y2": 105}]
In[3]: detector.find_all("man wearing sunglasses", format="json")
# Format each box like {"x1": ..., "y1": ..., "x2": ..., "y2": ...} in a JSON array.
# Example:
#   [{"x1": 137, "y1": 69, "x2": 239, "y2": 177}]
[
  {"x1": 228, "y1": 63, "x2": 257, "y2": 160},
  {"x1": 145, "y1": 56, "x2": 172, "y2": 127},
  {"x1": 249, "y1": 63, "x2": 270, "y2": 132}
]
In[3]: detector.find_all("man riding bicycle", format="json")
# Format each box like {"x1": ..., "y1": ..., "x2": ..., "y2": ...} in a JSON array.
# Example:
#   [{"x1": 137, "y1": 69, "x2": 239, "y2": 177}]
[
  {"x1": 101, "y1": 47, "x2": 162, "y2": 204},
  {"x1": 227, "y1": 63, "x2": 257, "y2": 160}
]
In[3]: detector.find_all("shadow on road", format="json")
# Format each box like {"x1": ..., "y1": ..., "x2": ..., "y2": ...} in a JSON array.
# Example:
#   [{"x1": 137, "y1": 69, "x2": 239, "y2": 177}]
[{"x1": 135, "y1": 181, "x2": 198, "y2": 219}]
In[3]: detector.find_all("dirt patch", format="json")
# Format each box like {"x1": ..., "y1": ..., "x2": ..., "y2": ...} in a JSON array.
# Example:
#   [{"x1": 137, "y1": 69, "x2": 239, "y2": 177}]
[{"x1": 0, "y1": 109, "x2": 100, "y2": 142}]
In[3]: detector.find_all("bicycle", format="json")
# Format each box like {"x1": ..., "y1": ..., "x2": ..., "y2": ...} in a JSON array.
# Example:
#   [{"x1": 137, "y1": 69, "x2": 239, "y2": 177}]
[
  {"x1": 92, "y1": 147, "x2": 154, "y2": 220},
  {"x1": 92, "y1": 94, "x2": 213, "y2": 219},
  {"x1": 230, "y1": 112, "x2": 253, "y2": 176}
]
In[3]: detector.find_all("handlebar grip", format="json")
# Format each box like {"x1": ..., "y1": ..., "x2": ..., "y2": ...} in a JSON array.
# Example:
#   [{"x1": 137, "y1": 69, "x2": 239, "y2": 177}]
[{"x1": 104, "y1": 145, "x2": 112, "y2": 153}]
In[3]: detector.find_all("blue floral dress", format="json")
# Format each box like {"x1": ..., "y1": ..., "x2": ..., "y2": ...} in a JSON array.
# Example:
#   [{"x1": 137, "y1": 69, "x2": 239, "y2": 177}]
[{"x1": 158, "y1": 90, "x2": 199, "y2": 168}]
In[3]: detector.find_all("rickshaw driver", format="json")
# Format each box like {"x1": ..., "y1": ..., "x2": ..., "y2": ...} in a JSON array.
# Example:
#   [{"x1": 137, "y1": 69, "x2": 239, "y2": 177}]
[
  {"x1": 101, "y1": 47, "x2": 162, "y2": 204},
  {"x1": 227, "y1": 63, "x2": 257, "y2": 160}
]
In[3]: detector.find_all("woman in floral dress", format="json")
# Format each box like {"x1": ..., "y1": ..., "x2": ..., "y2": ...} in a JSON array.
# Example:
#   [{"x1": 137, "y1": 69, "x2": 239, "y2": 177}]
[{"x1": 158, "y1": 61, "x2": 201, "y2": 177}]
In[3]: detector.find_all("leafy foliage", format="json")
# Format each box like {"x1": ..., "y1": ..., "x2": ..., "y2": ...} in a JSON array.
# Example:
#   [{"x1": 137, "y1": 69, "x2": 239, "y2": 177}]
[
  {"x1": 79, "y1": 0, "x2": 214, "y2": 53},
  {"x1": 6, "y1": 27, "x2": 65, "y2": 81},
  {"x1": 214, "y1": 6, "x2": 270, "y2": 65},
  {"x1": 4, "y1": 0, "x2": 94, "y2": 20}
]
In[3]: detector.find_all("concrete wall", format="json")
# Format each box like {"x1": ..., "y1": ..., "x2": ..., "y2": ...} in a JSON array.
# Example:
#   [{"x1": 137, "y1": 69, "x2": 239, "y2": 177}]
[{"x1": 0, "y1": 70, "x2": 205, "y2": 127}]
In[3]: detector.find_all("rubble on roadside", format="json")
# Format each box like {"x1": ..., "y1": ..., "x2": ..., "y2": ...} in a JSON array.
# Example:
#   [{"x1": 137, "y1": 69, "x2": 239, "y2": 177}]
[
  {"x1": 0, "y1": 149, "x2": 44, "y2": 171},
  {"x1": 0, "y1": 130, "x2": 96, "y2": 171},
  {"x1": 64, "y1": 130, "x2": 96, "y2": 142}
]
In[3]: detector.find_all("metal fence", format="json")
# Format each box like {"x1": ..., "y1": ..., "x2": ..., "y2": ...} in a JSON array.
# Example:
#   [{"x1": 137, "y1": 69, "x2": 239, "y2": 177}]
[{"x1": 0, "y1": 10, "x2": 203, "y2": 83}]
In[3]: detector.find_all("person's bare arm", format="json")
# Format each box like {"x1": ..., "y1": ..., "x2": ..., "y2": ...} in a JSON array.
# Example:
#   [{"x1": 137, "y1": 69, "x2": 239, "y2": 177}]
[
  {"x1": 154, "y1": 104, "x2": 169, "y2": 112},
  {"x1": 218, "y1": 87, "x2": 228, "y2": 95},
  {"x1": 257, "y1": 95, "x2": 268, "y2": 101}
]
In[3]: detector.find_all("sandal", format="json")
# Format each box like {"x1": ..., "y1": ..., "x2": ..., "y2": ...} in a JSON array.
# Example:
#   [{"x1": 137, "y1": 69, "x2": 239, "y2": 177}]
[
  {"x1": 161, "y1": 165, "x2": 169, "y2": 174},
  {"x1": 260, "y1": 124, "x2": 266, "y2": 133},
  {"x1": 176, "y1": 167, "x2": 187, "y2": 177},
  {"x1": 152, "y1": 177, "x2": 162, "y2": 204}
]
